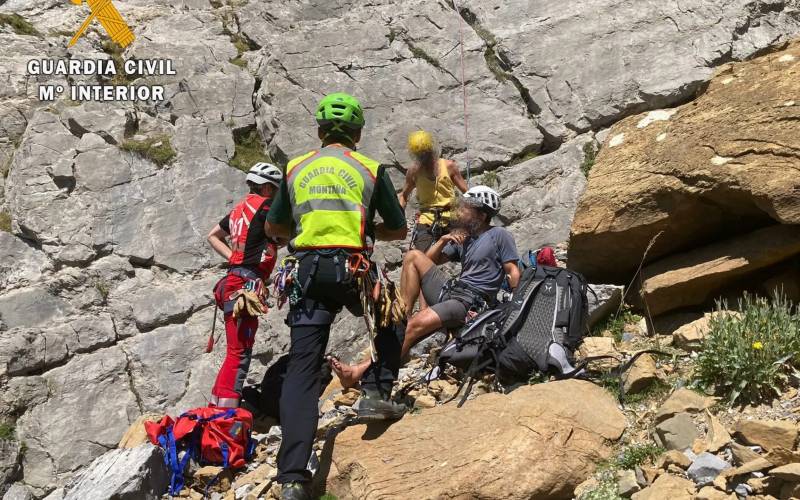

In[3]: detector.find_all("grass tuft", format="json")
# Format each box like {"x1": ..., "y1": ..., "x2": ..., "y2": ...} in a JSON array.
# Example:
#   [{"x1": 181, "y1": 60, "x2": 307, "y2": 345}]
[
  {"x1": 0, "y1": 13, "x2": 40, "y2": 36},
  {"x1": 0, "y1": 211, "x2": 11, "y2": 233},
  {"x1": 120, "y1": 134, "x2": 176, "y2": 167},
  {"x1": 482, "y1": 170, "x2": 498, "y2": 188},
  {"x1": 230, "y1": 128, "x2": 270, "y2": 172},
  {"x1": 613, "y1": 443, "x2": 664, "y2": 470},
  {"x1": 591, "y1": 307, "x2": 643, "y2": 343},
  {"x1": 408, "y1": 43, "x2": 442, "y2": 69},
  {"x1": 695, "y1": 293, "x2": 800, "y2": 404},
  {"x1": 582, "y1": 142, "x2": 597, "y2": 177},
  {"x1": 101, "y1": 41, "x2": 135, "y2": 85},
  {"x1": 0, "y1": 423, "x2": 15, "y2": 440}
]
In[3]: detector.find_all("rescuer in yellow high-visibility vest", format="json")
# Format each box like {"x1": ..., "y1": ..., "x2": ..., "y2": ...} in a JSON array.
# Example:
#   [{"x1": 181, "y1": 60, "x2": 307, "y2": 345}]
[{"x1": 265, "y1": 92, "x2": 408, "y2": 500}]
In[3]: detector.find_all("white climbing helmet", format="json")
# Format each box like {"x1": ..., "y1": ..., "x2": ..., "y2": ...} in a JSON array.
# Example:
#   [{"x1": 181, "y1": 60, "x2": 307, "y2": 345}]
[
  {"x1": 246, "y1": 162, "x2": 282, "y2": 187},
  {"x1": 463, "y1": 185, "x2": 501, "y2": 215}
]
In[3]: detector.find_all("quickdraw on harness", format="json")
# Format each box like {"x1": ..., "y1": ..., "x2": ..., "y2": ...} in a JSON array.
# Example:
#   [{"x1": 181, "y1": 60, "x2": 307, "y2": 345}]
[
  {"x1": 273, "y1": 256, "x2": 301, "y2": 309},
  {"x1": 348, "y1": 253, "x2": 406, "y2": 362}
]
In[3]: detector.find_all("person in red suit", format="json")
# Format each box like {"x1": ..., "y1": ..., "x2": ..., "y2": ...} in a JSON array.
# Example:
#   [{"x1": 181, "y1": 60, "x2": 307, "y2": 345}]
[{"x1": 206, "y1": 162, "x2": 283, "y2": 408}]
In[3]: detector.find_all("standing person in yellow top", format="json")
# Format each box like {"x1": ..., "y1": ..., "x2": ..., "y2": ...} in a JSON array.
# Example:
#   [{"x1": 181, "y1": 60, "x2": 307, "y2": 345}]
[{"x1": 399, "y1": 130, "x2": 468, "y2": 252}]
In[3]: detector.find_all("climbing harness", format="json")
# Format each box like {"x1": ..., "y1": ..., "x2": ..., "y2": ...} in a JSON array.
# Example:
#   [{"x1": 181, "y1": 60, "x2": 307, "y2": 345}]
[
  {"x1": 273, "y1": 256, "x2": 301, "y2": 309},
  {"x1": 409, "y1": 207, "x2": 449, "y2": 251}
]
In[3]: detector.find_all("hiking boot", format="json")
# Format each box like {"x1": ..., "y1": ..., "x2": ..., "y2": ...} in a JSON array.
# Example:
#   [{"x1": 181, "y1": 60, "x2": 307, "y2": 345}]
[
  {"x1": 355, "y1": 389, "x2": 407, "y2": 422},
  {"x1": 280, "y1": 482, "x2": 310, "y2": 500}
]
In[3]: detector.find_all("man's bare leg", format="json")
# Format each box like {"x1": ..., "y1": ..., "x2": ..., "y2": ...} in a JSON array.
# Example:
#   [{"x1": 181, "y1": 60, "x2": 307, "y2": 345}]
[
  {"x1": 400, "y1": 250, "x2": 435, "y2": 319},
  {"x1": 402, "y1": 308, "x2": 444, "y2": 358}
]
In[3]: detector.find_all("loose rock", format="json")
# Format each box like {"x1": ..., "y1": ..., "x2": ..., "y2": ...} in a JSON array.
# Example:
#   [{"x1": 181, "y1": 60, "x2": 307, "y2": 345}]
[
  {"x1": 687, "y1": 452, "x2": 732, "y2": 486},
  {"x1": 655, "y1": 388, "x2": 713, "y2": 424},
  {"x1": 653, "y1": 413, "x2": 700, "y2": 451},
  {"x1": 631, "y1": 473, "x2": 696, "y2": 500},
  {"x1": 734, "y1": 419, "x2": 799, "y2": 452}
]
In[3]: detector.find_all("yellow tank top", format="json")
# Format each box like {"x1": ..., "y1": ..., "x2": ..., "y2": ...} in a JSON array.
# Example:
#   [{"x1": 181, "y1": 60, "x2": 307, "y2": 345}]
[{"x1": 416, "y1": 159, "x2": 455, "y2": 225}]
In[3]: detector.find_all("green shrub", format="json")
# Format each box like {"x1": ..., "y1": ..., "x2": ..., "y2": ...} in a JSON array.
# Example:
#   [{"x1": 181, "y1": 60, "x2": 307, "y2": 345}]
[
  {"x1": 582, "y1": 142, "x2": 597, "y2": 177},
  {"x1": 120, "y1": 135, "x2": 176, "y2": 167},
  {"x1": 319, "y1": 494, "x2": 338, "y2": 500},
  {"x1": 0, "y1": 423, "x2": 15, "y2": 440},
  {"x1": 613, "y1": 443, "x2": 664, "y2": 470},
  {"x1": 0, "y1": 13, "x2": 40, "y2": 36},
  {"x1": 482, "y1": 170, "x2": 498, "y2": 188},
  {"x1": 591, "y1": 307, "x2": 643, "y2": 342},
  {"x1": 579, "y1": 474, "x2": 622, "y2": 500},
  {"x1": 230, "y1": 128, "x2": 271, "y2": 172},
  {"x1": 694, "y1": 294, "x2": 800, "y2": 404},
  {"x1": 0, "y1": 211, "x2": 11, "y2": 233}
]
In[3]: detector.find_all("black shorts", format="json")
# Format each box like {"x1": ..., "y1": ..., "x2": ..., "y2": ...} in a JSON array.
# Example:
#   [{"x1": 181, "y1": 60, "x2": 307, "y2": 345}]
[
  {"x1": 420, "y1": 266, "x2": 468, "y2": 328},
  {"x1": 411, "y1": 223, "x2": 450, "y2": 252}
]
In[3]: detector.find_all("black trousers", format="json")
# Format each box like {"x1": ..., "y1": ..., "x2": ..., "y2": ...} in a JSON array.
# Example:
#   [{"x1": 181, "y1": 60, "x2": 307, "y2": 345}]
[{"x1": 276, "y1": 251, "x2": 404, "y2": 484}]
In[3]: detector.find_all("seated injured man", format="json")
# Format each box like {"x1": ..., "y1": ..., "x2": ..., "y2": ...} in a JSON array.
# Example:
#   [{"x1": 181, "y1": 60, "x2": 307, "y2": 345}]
[{"x1": 331, "y1": 185, "x2": 520, "y2": 387}]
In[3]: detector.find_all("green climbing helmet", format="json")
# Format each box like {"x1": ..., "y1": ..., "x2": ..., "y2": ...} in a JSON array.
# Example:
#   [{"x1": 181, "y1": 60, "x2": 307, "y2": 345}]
[{"x1": 315, "y1": 92, "x2": 365, "y2": 132}]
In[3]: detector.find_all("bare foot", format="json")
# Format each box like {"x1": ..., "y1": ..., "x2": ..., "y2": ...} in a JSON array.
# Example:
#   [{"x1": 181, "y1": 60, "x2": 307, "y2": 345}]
[{"x1": 327, "y1": 355, "x2": 372, "y2": 390}]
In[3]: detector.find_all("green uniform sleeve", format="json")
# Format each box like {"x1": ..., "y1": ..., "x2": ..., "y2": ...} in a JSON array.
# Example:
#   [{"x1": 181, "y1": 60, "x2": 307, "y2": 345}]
[
  {"x1": 371, "y1": 167, "x2": 406, "y2": 230},
  {"x1": 266, "y1": 180, "x2": 292, "y2": 225}
]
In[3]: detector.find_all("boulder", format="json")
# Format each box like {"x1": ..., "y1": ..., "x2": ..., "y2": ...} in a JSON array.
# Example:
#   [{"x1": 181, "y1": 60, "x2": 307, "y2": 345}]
[
  {"x1": 0, "y1": 440, "x2": 20, "y2": 487},
  {"x1": 770, "y1": 463, "x2": 800, "y2": 482},
  {"x1": 623, "y1": 353, "x2": 658, "y2": 394},
  {"x1": 734, "y1": 419, "x2": 799, "y2": 452},
  {"x1": 588, "y1": 284, "x2": 624, "y2": 328},
  {"x1": 705, "y1": 411, "x2": 732, "y2": 454},
  {"x1": 765, "y1": 447, "x2": 800, "y2": 466},
  {"x1": 62, "y1": 445, "x2": 168, "y2": 500},
  {"x1": 326, "y1": 380, "x2": 625, "y2": 499},
  {"x1": 2, "y1": 484, "x2": 33, "y2": 500},
  {"x1": 569, "y1": 42, "x2": 800, "y2": 285},
  {"x1": 653, "y1": 413, "x2": 700, "y2": 451},
  {"x1": 639, "y1": 225, "x2": 800, "y2": 315},
  {"x1": 656, "y1": 450, "x2": 692, "y2": 470},
  {"x1": 655, "y1": 388, "x2": 713, "y2": 424},
  {"x1": 617, "y1": 469, "x2": 641, "y2": 497},
  {"x1": 730, "y1": 442, "x2": 762, "y2": 466},
  {"x1": 631, "y1": 474, "x2": 696, "y2": 500},
  {"x1": 695, "y1": 486, "x2": 736, "y2": 500},
  {"x1": 780, "y1": 481, "x2": 800, "y2": 499},
  {"x1": 672, "y1": 313, "x2": 715, "y2": 351},
  {"x1": 687, "y1": 452, "x2": 732, "y2": 486}
]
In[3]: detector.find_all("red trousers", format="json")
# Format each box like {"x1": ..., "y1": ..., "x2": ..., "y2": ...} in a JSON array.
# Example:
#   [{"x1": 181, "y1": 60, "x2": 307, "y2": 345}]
[{"x1": 212, "y1": 274, "x2": 258, "y2": 400}]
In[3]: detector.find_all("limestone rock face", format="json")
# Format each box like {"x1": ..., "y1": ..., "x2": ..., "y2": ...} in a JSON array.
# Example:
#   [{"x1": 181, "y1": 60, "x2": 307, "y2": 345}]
[
  {"x1": 569, "y1": 42, "x2": 800, "y2": 288},
  {"x1": 327, "y1": 380, "x2": 625, "y2": 499}
]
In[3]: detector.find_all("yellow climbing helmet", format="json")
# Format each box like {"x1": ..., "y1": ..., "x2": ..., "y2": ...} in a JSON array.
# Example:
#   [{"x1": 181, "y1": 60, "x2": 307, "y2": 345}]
[{"x1": 407, "y1": 130, "x2": 435, "y2": 156}]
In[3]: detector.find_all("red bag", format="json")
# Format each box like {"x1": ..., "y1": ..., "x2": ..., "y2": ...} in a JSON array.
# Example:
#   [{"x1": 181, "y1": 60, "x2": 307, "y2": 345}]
[{"x1": 146, "y1": 407, "x2": 255, "y2": 495}]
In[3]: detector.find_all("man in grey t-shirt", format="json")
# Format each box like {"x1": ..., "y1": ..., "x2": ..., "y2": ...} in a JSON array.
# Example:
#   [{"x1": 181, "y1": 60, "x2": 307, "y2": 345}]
[
  {"x1": 329, "y1": 186, "x2": 520, "y2": 388},
  {"x1": 399, "y1": 186, "x2": 520, "y2": 358}
]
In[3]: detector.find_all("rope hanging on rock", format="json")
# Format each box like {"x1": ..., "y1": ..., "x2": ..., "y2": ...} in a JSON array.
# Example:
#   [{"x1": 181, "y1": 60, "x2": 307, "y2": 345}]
[{"x1": 453, "y1": 0, "x2": 471, "y2": 186}]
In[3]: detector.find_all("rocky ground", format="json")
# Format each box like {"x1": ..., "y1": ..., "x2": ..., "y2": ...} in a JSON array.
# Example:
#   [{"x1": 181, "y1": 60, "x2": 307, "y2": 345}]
[
  {"x1": 39, "y1": 308, "x2": 800, "y2": 500},
  {"x1": 2, "y1": 0, "x2": 800, "y2": 498}
]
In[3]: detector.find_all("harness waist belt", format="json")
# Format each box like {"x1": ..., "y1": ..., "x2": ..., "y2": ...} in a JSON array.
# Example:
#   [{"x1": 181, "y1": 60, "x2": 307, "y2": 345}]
[{"x1": 228, "y1": 266, "x2": 260, "y2": 281}]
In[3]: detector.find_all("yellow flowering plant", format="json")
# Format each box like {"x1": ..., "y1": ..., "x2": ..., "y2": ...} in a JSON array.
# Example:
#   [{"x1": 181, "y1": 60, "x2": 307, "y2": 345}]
[{"x1": 694, "y1": 293, "x2": 800, "y2": 404}]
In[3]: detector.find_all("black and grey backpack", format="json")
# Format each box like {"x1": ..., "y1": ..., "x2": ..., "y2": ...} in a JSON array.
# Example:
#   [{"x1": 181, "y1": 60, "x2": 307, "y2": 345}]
[{"x1": 434, "y1": 265, "x2": 592, "y2": 404}]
